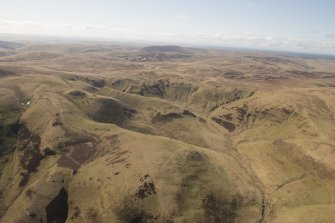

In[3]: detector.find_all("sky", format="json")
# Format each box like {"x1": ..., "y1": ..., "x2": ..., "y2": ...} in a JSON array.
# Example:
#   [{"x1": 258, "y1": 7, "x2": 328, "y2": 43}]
[{"x1": 0, "y1": 0, "x2": 335, "y2": 54}]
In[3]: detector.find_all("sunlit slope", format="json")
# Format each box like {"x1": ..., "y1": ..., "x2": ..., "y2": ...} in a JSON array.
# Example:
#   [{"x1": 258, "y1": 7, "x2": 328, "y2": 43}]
[
  {"x1": 0, "y1": 83, "x2": 262, "y2": 222},
  {"x1": 211, "y1": 88, "x2": 335, "y2": 222}
]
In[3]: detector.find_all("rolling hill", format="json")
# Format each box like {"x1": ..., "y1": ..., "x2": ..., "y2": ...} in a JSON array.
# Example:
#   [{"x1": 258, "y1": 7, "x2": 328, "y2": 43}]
[{"x1": 0, "y1": 42, "x2": 335, "y2": 223}]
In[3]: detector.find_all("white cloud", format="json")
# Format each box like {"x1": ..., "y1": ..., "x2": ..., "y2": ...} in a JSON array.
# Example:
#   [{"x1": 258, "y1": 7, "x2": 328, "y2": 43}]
[
  {"x1": 216, "y1": 33, "x2": 335, "y2": 52},
  {"x1": 157, "y1": 31, "x2": 335, "y2": 53},
  {"x1": 0, "y1": 17, "x2": 334, "y2": 54},
  {"x1": 177, "y1": 14, "x2": 192, "y2": 21},
  {"x1": 246, "y1": 2, "x2": 256, "y2": 8},
  {"x1": 309, "y1": 30, "x2": 318, "y2": 34},
  {"x1": 0, "y1": 17, "x2": 48, "y2": 28},
  {"x1": 326, "y1": 33, "x2": 335, "y2": 39},
  {"x1": 0, "y1": 17, "x2": 138, "y2": 38}
]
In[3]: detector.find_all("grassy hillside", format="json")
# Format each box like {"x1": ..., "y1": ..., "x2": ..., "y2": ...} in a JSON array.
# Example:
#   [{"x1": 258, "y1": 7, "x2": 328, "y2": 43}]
[{"x1": 0, "y1": 42, "x2": 334, "y2": 222}]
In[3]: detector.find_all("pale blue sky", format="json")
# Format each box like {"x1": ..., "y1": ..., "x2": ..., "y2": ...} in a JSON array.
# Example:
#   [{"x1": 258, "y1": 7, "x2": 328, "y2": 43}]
[{"x1": 0, "y1": 0, "x2": 334, "y2": 53}]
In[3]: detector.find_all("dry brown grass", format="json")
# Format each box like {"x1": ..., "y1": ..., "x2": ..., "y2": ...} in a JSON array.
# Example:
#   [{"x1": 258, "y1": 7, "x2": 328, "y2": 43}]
[{"x1": 0, "y1": 41, "x2": 334, "y2": 222}]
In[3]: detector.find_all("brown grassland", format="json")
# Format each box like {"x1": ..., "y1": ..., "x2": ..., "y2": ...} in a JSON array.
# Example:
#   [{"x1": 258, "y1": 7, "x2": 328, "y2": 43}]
[{"x1": 0, "y1": 41, "x2": 335, "y2": 222}]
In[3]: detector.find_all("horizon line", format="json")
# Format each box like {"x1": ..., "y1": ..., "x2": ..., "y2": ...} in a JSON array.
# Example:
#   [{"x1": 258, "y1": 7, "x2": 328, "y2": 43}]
[{"x1": 1, "y1": 32, "x2": 335, "y2": 58}]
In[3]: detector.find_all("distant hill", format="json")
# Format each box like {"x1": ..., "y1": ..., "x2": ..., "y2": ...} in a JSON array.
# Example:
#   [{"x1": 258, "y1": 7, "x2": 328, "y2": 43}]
[
  {"x1": 0, "y1": 40, "x2": 24, "y2": 50},
  {"x1": 288, "y1": 52, "x2": 335, "y2": 60},
  {"x1": 142, "y1": 45, "x2": 186, "y2": 53}
]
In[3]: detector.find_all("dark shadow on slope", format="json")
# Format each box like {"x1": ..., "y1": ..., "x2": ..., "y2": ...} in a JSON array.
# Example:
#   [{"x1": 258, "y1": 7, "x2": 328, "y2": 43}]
[
  {"x1": 211, "y1": 117, "x2": 236, "y2": 132},
  {"x1": 46, "y1": 188, "x2": 68, "y2": 223}
]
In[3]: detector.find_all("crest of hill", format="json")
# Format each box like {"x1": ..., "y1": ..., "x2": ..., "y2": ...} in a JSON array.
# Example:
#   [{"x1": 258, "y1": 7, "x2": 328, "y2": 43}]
[{"x1": 142, "y1": 45, "x2": 186, "y2": 53}]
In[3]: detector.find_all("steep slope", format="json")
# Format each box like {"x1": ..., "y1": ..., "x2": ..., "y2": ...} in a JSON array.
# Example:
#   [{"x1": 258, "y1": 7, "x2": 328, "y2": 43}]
[
  {"x1": 211, "y1": 88, "x2": 335, "y2": 222},
  {"x1": 92, "y1": 86, "x2": 229, "y2": 151},
  {"x1": 0, "y1": 79, "x2": 263, "y2": 222},
  {"x1": 110, "y1": 78, "x2": 255, "y2": 113}
]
